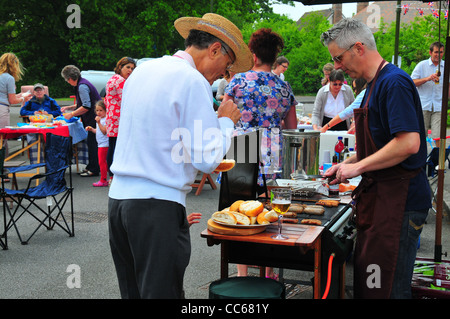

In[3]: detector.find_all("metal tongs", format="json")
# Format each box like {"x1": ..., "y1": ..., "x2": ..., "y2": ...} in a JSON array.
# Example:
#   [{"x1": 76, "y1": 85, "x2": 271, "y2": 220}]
[{"x1": 291, "y1": 173, "x2": 325, "y2": 180}]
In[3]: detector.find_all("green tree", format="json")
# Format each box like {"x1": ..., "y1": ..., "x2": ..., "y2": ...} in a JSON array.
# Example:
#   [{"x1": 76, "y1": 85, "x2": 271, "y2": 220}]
[
  {"x1": 0, "y1": 0, "x2": 293, "y2": 97},
  {"x1": 374, "y1": 14, "x2": 447, "y2": 75},
  {"x1": 284, "y1": 12, "x2": 332, "y2": 94}
]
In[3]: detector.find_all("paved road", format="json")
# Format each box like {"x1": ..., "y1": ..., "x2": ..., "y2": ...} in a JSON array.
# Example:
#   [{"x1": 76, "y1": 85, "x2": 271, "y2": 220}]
[{"x1": 0, "y1": 105, "x2": 449, "y2": 299}]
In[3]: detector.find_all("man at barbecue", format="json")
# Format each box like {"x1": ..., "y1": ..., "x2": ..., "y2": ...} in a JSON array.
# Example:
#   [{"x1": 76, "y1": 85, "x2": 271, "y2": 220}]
[
  {"x1": 107, "y1": 13, "x2": 252, "y2": 298},
  {"x1": 321, "y1": 19, "x2": 431, "y2": 299}
]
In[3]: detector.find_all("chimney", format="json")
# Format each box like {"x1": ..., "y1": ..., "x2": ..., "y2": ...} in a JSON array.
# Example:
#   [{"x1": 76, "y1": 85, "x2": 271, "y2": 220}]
[
  {"x1": 333, "y1": 3, "x2": 342, "y2": 24},
  {"x1": 357, "y1": 2, "x2": 369, "y2": 13}
]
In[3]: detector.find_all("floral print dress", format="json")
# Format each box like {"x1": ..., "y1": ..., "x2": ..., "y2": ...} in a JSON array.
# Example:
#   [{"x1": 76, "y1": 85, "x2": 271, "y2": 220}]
[
  {"x1": 225, "y1": 71, "x2": 297, "y2": 185},
  {"x1": 105, "y1": 74, "x2": 125, "y2": 137}
]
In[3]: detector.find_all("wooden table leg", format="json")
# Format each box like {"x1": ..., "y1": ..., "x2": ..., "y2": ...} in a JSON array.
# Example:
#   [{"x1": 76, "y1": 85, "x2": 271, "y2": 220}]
[
  {"x1": 313, "y1": 237, "x2": 321, "y2": 299},
  {"x1": 220, "y1": 242, "x2": 229, "y2": 279}
]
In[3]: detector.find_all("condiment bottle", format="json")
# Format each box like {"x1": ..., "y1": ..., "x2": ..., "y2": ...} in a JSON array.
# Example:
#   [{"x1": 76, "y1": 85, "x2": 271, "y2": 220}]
[{"x1": 334, "y1": 136, "x2": 344, "y2": 163}]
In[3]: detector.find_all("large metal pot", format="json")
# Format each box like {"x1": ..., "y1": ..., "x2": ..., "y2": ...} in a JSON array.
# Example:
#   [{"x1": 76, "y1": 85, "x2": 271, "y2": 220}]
[{"x1": 281, "y1": 130, "x2": 320, "y2": 179}]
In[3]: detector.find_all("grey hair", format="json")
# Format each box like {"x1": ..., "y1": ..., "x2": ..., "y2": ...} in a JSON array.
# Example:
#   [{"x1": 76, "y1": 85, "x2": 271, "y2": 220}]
[
  {"x1": 321, "y1": 18, "x2": 377, "y2": 51},
  {"x1": 61, "y1": 65, "x2": 81, "y2": 81}
]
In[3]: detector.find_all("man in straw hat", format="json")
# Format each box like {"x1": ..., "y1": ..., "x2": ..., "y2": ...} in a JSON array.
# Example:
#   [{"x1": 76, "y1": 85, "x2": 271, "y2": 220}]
[{"x1": 108, "y1": 13, "x2": 252, "y2": 299}]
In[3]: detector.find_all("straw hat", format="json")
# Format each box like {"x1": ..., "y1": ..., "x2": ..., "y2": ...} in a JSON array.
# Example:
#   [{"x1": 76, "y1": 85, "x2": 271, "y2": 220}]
[{"x1": 174, "y1": 13, "x2": 253, "y2": 73}]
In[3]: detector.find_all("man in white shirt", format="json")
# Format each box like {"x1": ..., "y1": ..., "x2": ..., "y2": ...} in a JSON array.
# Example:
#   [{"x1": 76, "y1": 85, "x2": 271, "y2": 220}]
[
  {"x1": 108, "y1": 13, "x2": 252, "y2": 299},
  {"x1": 411, "y1": 42, "x2": 444, "y2": 147}
]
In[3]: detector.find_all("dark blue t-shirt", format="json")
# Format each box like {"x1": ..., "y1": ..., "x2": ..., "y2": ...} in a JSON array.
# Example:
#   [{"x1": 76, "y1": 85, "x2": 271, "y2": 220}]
[{"x1": 361, "y1": 63, "x2": 431, "y2": 211}]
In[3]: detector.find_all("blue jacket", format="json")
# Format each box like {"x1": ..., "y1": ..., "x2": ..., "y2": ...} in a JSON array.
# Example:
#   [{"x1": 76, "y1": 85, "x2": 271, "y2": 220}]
[{"x1": 20, "y1": 95, "x2": 62, "y2": 117}]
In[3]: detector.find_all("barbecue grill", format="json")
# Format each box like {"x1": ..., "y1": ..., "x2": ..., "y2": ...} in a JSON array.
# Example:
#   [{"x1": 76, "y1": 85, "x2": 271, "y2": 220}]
[
  {"x1": 266, "y1": 199, "x2": 356, "y2": 298},
  {"x1": 218, "y1": 129, "x2": 356, "y2": 298}
]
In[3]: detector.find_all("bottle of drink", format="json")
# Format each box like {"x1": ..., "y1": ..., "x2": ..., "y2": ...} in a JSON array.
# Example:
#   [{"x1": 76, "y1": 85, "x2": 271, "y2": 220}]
[
  {"x1": 340, "y1": 138, "x2": 349, "y2": 162},
  {"x1": 332, "y1": 155, "x2": 338, "y2": 165},
  {"x1": 346, "y1": 148, "x2": 356, "y2": 160},
  {"x1": 334, "y1": 136, "x2": 344, "y2": 162}
]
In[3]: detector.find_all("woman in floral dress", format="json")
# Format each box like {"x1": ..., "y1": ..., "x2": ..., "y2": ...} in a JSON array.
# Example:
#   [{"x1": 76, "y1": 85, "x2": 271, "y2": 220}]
[
  {"x1": 223, "y1": 28, "x2": 298, "y2": 186},
  {"x1": 105, "y1": 57, "x2": 136, "y2": 182},
  {"x1": 223, "y1": 28, "x2": 297, "y2": 279}
]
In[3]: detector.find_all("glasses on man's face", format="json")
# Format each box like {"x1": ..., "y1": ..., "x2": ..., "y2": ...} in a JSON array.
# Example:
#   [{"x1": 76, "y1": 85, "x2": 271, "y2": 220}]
[
  {"x1": 332, "y1": 82, "x2": 343, "y2": 87},
  {"x1": 281, "y1": 64, "x2": 288, "y2": 69},
  {"x1": 332, "y1": 43, "x2": 357, "y2": 63},
  {"x1": 222, "y1": 45, "x2": 235, "y2": 71}
]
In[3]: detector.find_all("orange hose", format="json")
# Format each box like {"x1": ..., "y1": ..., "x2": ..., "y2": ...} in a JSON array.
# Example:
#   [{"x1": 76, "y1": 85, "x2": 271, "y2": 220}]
[{"x1": 322, "y1": 253, "x2": 335, "y2": 299}]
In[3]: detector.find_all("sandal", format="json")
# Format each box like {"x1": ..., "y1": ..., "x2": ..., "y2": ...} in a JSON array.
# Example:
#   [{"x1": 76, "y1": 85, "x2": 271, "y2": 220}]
[
  {"x1": 78, "y1": 169, "x2": 89, "y2": 175},
  {"x1": 80, "y1": 170, "x2": 98, "y2": 177}
]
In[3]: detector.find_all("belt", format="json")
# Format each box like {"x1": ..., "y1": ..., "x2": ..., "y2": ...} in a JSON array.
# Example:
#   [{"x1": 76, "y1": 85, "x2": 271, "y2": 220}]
[{"x1": 0, "y1": 102, "x2": 9, "y2": 107}]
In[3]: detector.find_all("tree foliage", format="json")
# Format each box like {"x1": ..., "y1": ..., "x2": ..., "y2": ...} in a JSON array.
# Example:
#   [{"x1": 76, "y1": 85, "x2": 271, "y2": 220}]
[
  {"x1": 374, "y1": 14, "x2": 447, "y2": 75},
  {"x1": 0, "y1": 0, "x2": 292, "y2": 97},
  {"x1": 2, "y1": 1, "x2": 447, "y2": 98}
]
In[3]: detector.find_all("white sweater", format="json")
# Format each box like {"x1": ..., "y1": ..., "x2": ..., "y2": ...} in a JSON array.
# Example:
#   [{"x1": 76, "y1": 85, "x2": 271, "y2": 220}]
[{"x1": 109, "y1": 52, "x2": 234, "y2": 206}]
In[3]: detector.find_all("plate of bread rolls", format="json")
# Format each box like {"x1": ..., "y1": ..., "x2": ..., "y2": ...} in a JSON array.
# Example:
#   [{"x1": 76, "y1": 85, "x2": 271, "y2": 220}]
[{"x1": 211, "y1": 200, "x2": 278, "y2": 228}]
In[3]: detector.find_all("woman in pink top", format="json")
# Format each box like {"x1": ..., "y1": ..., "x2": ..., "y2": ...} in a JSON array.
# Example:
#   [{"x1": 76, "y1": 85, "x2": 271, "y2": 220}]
[{"x1": 105, "y1": 57, "x2": 136, "y2": 182}]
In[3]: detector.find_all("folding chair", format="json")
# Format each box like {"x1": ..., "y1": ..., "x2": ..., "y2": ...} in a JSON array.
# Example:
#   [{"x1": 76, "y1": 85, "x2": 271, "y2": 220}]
[{"x1": 1, "y1": 133, "x2": 74, "y2": 245}]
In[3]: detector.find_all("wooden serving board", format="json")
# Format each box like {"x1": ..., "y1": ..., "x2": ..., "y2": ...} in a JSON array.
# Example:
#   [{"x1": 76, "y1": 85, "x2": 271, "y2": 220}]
[{"x1": 207, "y1": 219, "x2": 267, "y2": 236}]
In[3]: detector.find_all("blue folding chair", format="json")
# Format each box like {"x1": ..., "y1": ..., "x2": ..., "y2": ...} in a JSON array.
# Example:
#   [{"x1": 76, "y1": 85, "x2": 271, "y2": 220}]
[{"x1": 1, "y1": 133, "x2": 74, "y2": 245}]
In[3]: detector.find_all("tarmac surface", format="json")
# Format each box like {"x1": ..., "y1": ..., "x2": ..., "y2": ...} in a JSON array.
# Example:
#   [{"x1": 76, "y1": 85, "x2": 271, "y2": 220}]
[{"x1": 0, "y1": 100, "x2": 449, "y2": 300}]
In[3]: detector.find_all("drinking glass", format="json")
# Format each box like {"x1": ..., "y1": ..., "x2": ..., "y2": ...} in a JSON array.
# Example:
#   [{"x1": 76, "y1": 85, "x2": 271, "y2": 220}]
[{"x1": 270, "y1": 188, "x2": 292, "y2": 240}]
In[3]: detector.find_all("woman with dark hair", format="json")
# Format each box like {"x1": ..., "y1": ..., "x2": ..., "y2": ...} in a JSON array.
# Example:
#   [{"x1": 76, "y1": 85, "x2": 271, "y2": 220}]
[
  {"x1": 223, "y1": 28, "x2": 298, "y2": 278},
  {"x1": 320, "y1": 78, "x2": 367, "y2": 133},
  {"x1": 312, "y1": 69, "x2": 355, "y2": 131},
  {"x1": 105, "y1": 57, "x2": 136, "y2": 183}
]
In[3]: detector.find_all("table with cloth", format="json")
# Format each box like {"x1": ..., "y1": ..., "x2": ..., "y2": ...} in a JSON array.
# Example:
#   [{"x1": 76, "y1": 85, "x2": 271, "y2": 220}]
[
  {"x1": 0, "y1": 121, "x2": 88, "y2": 169},
  {"x1": 24, "y1": 121, "x2": 88, "y2": 165}
]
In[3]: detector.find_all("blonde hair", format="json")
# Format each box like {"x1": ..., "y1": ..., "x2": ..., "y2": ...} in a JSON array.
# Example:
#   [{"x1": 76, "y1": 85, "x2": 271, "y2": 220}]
[
  {"x1": 321, "y1": 63, "x2": 334, "y2": 86},
  {"x1": 0, "y1": 53, "x2": 25, "y2": 81}
]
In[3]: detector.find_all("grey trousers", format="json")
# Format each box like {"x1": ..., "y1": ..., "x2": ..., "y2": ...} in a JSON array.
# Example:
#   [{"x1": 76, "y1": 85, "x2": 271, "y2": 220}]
[{"x1": 108, "y1": 197, "x2": 191, "y2": 299}]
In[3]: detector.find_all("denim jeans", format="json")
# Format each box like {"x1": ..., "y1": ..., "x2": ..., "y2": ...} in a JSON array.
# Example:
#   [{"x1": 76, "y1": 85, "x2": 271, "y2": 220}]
[{"x1": 390, "y1": 209, "x2": 428, "y2": 299}]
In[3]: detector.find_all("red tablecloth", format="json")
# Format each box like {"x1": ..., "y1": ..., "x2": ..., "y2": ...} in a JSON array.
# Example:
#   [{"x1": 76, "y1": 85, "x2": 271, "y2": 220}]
[{"x1": 0, "y1": 125, "x2": 70, "y2": 141}]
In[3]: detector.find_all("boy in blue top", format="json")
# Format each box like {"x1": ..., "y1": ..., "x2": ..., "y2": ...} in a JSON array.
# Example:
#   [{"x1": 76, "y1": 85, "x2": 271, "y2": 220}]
[{"x1": 20, "y1": 83, "x2": 62, "y2": 117}]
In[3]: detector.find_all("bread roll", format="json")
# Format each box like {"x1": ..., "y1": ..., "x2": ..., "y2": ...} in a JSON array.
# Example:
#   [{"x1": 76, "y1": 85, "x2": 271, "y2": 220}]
[
  {"x1": 215, "y1": 159, "x2": 236, "y2": 172},
  {"x1": 229, "y1": 200, "x2": 244, "y2": 212},
  {"x1": 256, "y1": 210, "x2": 279, "y2": 224},
  {"x1": 212, "y1": 211, "x2": 237, "y2": 225},
  {"x1": 256, "y1": 211, "x2": 269, "y2": 225},
  {"x1": 230, "y1": 212, "x2": 251, "y2": 225},
  {"x1": 239, "y1": 200, "x2": 264, "y2": 217},
  {"x1": 264, "y1": 210, "x2": 279, "y2": 223}
]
